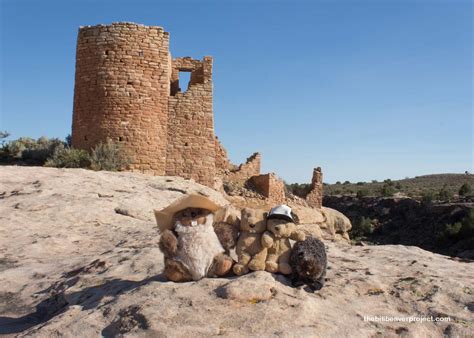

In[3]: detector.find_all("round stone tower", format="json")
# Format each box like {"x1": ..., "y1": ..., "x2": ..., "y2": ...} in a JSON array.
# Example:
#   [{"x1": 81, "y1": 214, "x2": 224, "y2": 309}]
[{"x1": 71, "y1": 22, "x2": 171, "y2": 175}]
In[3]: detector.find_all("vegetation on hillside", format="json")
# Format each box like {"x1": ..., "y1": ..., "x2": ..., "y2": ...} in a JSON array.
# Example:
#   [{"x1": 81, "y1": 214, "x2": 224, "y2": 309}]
[
  {"x1": 1, "y1": 133, "x2": 130, "y2": 172},
  {"x1": 286, "y1": 174, "x2": 474, "y2": 202}
]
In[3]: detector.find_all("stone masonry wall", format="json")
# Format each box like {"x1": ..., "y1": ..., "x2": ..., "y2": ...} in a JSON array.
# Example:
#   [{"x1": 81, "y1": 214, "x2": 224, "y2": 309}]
[
  {"x1": 215, "y1": 137, "x2": 233, "y2": 173},
  {"x1": 72, "y1": 23, "x2": 171, "y2": 175},
  {"x1": 306, "y1": 167, "x2": 323, "y2": 208},
  {"x1": 250, "y1": 173, "x2": 286, "y2": 204},
  {"x1": 165, "y1": 57, "x2": 216, "y2": 187},
  {"x1": 225, "y1": 152, "x2": 261, "y2": 183}
]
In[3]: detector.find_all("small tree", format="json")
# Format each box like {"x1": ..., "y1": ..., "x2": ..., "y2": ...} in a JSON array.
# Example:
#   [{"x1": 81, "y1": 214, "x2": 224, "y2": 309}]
[
  {"x1": 0, "y1": 131, "x2": 10, "y2": 145},
  {"x1": 459, "y1": 183, "x2": 472, "y2": 196},
  {"x1": 65, "y1": 134, "x2": 72, "y2": 147}
]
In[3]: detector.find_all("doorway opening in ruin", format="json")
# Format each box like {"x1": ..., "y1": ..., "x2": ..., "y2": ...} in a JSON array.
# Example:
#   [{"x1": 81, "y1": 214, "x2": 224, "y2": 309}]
[{"x1": 178, "y1": 71, "x2": 191, "y2": 93}]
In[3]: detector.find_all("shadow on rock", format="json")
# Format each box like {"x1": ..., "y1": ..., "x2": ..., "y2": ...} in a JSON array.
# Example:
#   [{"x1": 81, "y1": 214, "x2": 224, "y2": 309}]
[
  {"x1": 101, "y1": 305, "x2": 150, "y2": 337},
  {"x1": 0, "y1": 274, "x2": 166, "y2": 334}
]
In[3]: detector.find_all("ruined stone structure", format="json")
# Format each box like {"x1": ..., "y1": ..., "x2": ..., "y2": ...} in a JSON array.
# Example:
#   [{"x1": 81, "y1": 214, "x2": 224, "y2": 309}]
[
  {"x1": 306, "y1": 167, "x2": 324, "y2": 209},
  {"x1": 71, "y1": 22, "x2": 258, "y2": 187},
  {"x1": 70, "y1": 22, "x2": 324, "y2": 207},
  {"x1": 225, "y1": 153, "x2": 261, "y2": 182},
  {"x1": 250, "y1": 173, "x2": 286, "y2": 204}
]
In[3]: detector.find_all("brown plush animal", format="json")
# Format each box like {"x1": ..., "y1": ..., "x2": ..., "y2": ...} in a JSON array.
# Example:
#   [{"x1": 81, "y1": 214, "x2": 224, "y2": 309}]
[
  {"x1": 233, "y1": 208, "x2": 268, "y2": 276},
  {"x1": 213, "y1": 205, "x2": 240, "y2": 254},
  {"x1": 155, "y1": 195, "x2": 234, "y2": 282},
  {"x1": 261, "y1": 205, "x2": 306, "y2": 274}
]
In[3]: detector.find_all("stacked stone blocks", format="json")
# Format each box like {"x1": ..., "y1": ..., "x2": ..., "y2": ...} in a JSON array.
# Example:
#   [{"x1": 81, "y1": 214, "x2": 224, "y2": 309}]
[{"x1": 306, "y1": 167, "x2": 324, "y2": 208}]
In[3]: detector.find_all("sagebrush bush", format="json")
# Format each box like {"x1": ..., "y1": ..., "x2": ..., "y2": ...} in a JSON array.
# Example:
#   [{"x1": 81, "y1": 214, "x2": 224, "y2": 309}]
[
  {"x1": 380, "y1": 184, "x2": 395, "y2": 197},
  {"x1": 421, "y1": 191, "x2": 434, "y2": 204},
  {"x1": 2, "y1": 136, "x2": 65, "y2": 164},
  {"x1": 438, "y1": 187, "x2": 452, "y2": 201},
  {"x1": 350, "y1": 216, "x2": 374, "y2": 239},
  {"x1": 45, "y1": 147, "x2": 91, "y2": 168},
  {"x1": 437, "y1": 210, "x2": 474, "y2": 244},
  {"x1": 90, "y1": 139, "x2": 131, "y2": 171},
  {"x1": 356, "y1": 189, "x2": 369, "y2": 198}
]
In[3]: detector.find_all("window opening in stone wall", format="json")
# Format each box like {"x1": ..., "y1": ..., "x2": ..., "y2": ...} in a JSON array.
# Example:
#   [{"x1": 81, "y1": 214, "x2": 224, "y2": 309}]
[
  {"x1": 179, "y1": 71, "x2": 191, "y2": 93},
  {"x1": 119, "y1": 137, "x2": 123, "y2": 141},
  {"x1": 84, "y1": 136, "x2": 88, "y2": 141}
]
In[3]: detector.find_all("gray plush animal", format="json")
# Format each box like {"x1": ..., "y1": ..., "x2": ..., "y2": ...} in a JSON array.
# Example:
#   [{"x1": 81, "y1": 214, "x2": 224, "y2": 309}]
[{"x1": 289, "y1": 236, "x2": 327, "y2": 291}]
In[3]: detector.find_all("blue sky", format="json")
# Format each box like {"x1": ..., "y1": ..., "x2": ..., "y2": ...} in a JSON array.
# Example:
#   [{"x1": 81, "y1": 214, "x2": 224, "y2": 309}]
[{"x1": 0, "y1": 0, "x2": 472, "y2": 183}]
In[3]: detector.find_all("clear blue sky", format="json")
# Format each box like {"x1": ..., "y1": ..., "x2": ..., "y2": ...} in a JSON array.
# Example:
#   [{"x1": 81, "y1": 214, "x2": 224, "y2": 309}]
[{"x1": 0, "y1": 0, "x2": 472, "y2": 183}]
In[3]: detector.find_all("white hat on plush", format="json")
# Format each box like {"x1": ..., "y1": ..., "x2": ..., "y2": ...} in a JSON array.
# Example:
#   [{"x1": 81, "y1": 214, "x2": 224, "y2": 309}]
[{"x1": 267, "y1": 204, "x2": 294, "y2": 223}]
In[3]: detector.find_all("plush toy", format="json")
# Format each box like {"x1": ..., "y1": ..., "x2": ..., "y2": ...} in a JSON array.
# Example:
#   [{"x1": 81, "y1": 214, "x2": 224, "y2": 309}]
[
  {"x1": 213, "y1": 204, "x2": 240, "y2": 254},
  {"x1": 233, "y1": 207, "x2": 268, "y2": 276},
  {"x1": 155, "y1": 195, "x2": 234, "y2": 282},
  {"x1": 290, "y1": 236, "x2": 327, "y2": 291},
  {"x1": 261, "y1": 204, "x2": 306, "y2": 274}
]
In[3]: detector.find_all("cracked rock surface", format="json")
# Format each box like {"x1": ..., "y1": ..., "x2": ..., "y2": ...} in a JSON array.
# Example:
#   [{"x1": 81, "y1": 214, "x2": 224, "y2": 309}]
[{"x1": 0, "y1": 166, "x2": 472, "y2": 337}]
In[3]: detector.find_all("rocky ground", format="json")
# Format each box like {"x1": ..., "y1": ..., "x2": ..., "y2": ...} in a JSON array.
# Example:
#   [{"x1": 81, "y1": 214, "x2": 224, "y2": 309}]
[{"x1": 0, "y1": 166, "x2": 473, "y2": 337}]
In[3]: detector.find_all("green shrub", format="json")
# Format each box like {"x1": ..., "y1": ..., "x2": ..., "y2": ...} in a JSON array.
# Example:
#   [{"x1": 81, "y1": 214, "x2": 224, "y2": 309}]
[
  {"x1": 421, "y1": 191, "x2": 434, "y2": 204},
  {"x1": 3, "y1": 137, "x2": 36, "y2": 158},
  {"x1": 356, "y1": 189, "x2": 370, "y2": 198},
  {"x1": 380, "y1": 184, "x2": 395, "y2": 197},
  {"x1": 384, "y1": 179, "x2": 394, "y2": 186},
  {"x1": 90, "y1": 139, "x2": 131, "y2": 171},
  {"x1": 2, "y1": 136, "x2": 65, "y2": 164},
  {"x1": 0, "y1": 131, "x2": 9, "y2": 159},
  {"x1": 351, "y1": 216, "x2": 374, "y2": 238},
  {"x1": 45, "y1": 147, "x2": 91, "y2": 168},
  {"x1": 438, "y1": 187, "x2": 452, "y2": 201},
  {"x1": 460, "y1": 209, "x2": 474, "y2": 237},
  {"x1": 459, "y1": 183, "x2": 472, "y2": 196},
  {"x1": 356, "y1": 181, "x2": 365, "y2": 186},
  {"x1": 444, "y1": 222, "x2": 462, "y2": 237},
  {"x1": 343, "y1": 180, "x2": 350, "y2": 185},
  {"x1": 438, "y1": 210, "x2": 474, "y2": 243}
]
